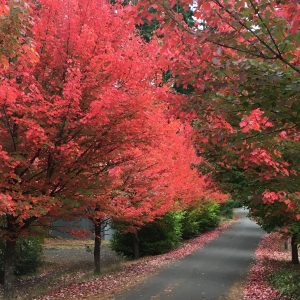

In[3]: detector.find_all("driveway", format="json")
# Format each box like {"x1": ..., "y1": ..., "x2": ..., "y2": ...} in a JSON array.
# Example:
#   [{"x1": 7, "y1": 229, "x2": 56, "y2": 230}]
[{"x1": 115, "y1": 209, "x2": 265, "y2": 300}]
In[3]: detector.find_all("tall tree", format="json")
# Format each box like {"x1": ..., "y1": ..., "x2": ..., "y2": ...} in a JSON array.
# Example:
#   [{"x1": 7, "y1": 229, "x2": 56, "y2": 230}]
[
  {"x1": 0, "y1": 0, "x2": 191, "y2": 296},
  {"x1": 136, "y1": 0, "x2": 300, "y2": 262},
  {"x1": 0, "y1": 0, "x2": 223, "y2": 295}
]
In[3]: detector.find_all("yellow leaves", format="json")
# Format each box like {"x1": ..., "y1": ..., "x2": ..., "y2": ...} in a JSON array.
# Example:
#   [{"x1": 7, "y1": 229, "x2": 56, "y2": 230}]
[
  {"x1": 0, "y1": 54, "x2": 9, "y2": 70},
  {"x1": 0, "y1": 45, "x2": 39, "y2": 70},
  {"x1": 21, "y1": 44, "x2": 40, "y2": 65}
]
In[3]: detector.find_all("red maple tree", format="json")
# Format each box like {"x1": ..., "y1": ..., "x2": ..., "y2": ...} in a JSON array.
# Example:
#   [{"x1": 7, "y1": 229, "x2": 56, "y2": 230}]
[
  {"x1": 136, "y1": 0, "x2": 300, "y2": 262},
  {"x1": 0, "y1": 0, "x2": 226, "y2": 296}
]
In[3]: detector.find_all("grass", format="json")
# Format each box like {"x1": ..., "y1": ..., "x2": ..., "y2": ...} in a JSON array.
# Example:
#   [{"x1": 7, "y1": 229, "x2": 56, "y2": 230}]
[
  {"x1": 44, "y1": 238, "x2": 110, "y2": 249},
  {"x1": 268, "y1": 263, "x2": 300, "y2": 300},
  {"x1": 0, "y1": 239, "x2": 124, "y2": 300}
]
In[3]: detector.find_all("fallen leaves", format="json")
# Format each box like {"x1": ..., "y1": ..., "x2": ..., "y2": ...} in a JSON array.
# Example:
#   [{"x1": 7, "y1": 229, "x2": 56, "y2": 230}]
[
  {"x1": 37, "y1": 221, "x2": 234, "y2": 300},
  {"x1": 243, "y1": 233, "x2": 290, "y2": 300}
]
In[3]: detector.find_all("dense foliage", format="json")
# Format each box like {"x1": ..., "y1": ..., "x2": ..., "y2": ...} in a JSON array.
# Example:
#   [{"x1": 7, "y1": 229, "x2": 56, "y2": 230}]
[
  {"x1": 112, "y1": 212, "x2": 184, "y2": 257},
  {"x1": 0, "y1": 1, "x2": 228, "y2": 296},
  {"x1": 112, "y1": 202, "x2": 225, "y2": 257},
  {"x1": 182, "y1": 202, "x2": 221, "y2": 239},
  {"x1": 0, "y1": 0, "x2": 299, "y2": 297},
  {"x1": 0, "y1": 237, "x2": 43, "y2": 282},
  {"x1": 135, "y1": 0, "x2": 300, "y2": 262},
  {"x1": 219, "y1": 199, "x2": 241, "y2": 219}
]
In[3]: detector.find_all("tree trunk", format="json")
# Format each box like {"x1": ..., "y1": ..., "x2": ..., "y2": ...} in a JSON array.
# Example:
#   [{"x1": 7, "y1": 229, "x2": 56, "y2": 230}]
[
  {"x1": 291, "y1": 234, "x2": 299, "y2": 265},
  {"x1": 284, "y1": 239, "x2": 289, "y2": 250},
  {"x1": 133, "y1": 231, "x2": 140, "y2": 259},
  {"x1": 94, "y1": 223, "x2": 101, "y2": 274},
  {"x1": 4, "y1": 239, "x2": 17, "y2": 300}
]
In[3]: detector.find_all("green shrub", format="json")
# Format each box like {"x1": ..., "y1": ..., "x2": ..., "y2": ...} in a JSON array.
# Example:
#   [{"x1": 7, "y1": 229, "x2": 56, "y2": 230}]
[
  {"x1": 232, "y1": 200, "x2": 242, "y2": 208},
  {"x1": 182, "y1": 204, "x2": 208, "y2": 239},
  {"x1": 113, "y1": 203, "x2": 223, "y2": 258},
  {"x1": 111, "y1": 231, "x2": 135, "y2": 258},
  {"x1": 219, "y1": 199, "x2": 240, "y2": 219},
  {"x1": 269, "y1": 268, "x2": 300, "y2": 299},
  {"x1": 140, "y1": 212, "x2": 183, "y2": 255},
  {"x1": 196, "y1": 203, "x2": 221, "y2": 232},
  {"x1": 181, "y1": 202, "x2": 222, "y2": 240},
  {"x1": 0, "y1": 237, "x2": 43, "y2": 282},
  {"x1": 112, "y1": 211, "x2": 184, "y2": 258},
  {"x1": 181, "y1": 209, "x2": 202, "y2": 239}
]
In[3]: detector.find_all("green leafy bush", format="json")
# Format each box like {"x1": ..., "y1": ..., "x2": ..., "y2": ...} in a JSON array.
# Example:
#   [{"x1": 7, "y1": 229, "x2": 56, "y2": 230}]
[
  {"x1": 181, "y1": 208, "x2": 202, "y2": 239},
  {"x1": 111, "y1": 231, "x2": 135, "y2": 258},
  {"x1": 113, "y1": 203, "x2": 223, "y2": 258},
  {"x1": 179, "y1": 202, "x2": 222, "y2": 240},
  {"x1": 112, "y1": 211, "x2": 184, "y2": 258},
  {"x1": 269, "y1": 268, "x2": 300, "y2": 299},
  {"x1": 0, "y1": 237, "x2": 43, "y2": 282},
  {"x1": 196, "y1": 203, "x2": 221, "y2": 232},
  {"x1": 232, "y1": 200, "x2": 242, "y2": 208},
  {"x1": 219, "y1": 199, "x2": 241, "y2": 219}
]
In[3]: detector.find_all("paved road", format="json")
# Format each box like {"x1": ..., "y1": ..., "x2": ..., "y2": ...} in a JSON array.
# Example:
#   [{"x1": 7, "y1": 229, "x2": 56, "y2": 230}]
[{"x1": 115, "y1": 209, "x2": 265, "y2": 300}]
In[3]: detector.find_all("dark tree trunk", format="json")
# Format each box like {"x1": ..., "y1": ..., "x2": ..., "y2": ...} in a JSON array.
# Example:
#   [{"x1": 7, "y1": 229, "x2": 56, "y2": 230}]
[
  {"x1": 94, "y1": 222, "x2": 102, "y2": 274},
  {"x1": 4, "y1": 239, "x2": 17, "y2": 300},
  {"x1": 133, "y1": 231, "x2": 140, "y2": 259},
  {"x1": 291, "y1": 234, "x2": 299, "y2": 265},
  {"x1": 284, "y1": 239, "x2": 289, "y2": 250}
]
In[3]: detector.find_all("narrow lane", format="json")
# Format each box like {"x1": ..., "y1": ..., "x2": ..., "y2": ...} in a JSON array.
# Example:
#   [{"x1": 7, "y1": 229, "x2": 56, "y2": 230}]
[{"x1": 115, "y1": 209, "x2": 265, "y2": 300}]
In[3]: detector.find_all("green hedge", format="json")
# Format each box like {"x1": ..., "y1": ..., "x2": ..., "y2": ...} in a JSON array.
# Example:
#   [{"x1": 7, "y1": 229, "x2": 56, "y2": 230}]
[
  {"x1": 197, "y1": 203, "x2": 221, "y2": 231},
  {"x1": 112, "y1": 202, "x2": 224, "y2": 258},
  {"x1": 112, "y1": 211, "x2": 184, "y2": 258},
  {"x1": 181, "y1": 203, "x2": 221, "y2": 239},
  {"x1": 219, "y1": 199, "x2": 241, "y2": 219},
  {"x1": 181, "y1": 208, "x2": 202, "y2": 239},
  {"x1": 0, "y1": 237, "x2": 43, "y2": 282}
]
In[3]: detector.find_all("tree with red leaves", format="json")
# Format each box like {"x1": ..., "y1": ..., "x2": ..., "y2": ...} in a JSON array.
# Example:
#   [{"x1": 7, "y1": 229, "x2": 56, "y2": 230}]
[
  {"x1": 0, "y1": 0, "x2": 223, "y2": 296},
  {"x1": 80, "y1": 119, "x2": 221, "y2": 271},
  {"x1": 0, "y1": 0, "x2": 173, "y2": 296},
  {"x1": 135, "y1": 0, "x2": 300, "y2": 262}
]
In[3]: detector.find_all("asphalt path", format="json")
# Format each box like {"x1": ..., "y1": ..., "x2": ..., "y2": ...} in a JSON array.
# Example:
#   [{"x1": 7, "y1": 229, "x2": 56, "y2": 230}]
[{"x1": 115, "y1": 208, "x2": 265, "y2": 300}]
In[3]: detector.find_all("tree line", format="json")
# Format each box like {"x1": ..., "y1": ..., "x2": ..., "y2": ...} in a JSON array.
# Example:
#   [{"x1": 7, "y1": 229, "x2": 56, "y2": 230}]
[{"x1": 0, "y1": 0, "x2": 299, "y2": 299}]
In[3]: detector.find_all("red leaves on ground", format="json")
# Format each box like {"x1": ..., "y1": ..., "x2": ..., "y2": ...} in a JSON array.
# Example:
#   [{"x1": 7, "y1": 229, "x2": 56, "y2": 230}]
[
  {"x1": 244, "y1": 233, "x2": 290, "y2": 300},
  {"x1": 37, "y1": 222, "x2": 234, "y2": 300}
]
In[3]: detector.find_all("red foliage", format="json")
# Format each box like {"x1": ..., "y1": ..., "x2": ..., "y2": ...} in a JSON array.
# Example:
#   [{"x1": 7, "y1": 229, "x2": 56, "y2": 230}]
[
  {"x1": 0, "y1": 0, "x2": 224, "y2": 240},
  {"x1": 240, "y1": 109, "x2": 273, "y2": 133},
  {"x1": 244, "y1": 233, "x2": 290, "y2": 300},
  {"x1": 135, "y1": 0, "x2": 300, "y2": 224},
  {"x1": 83, "y1": 120, "x2": 223, "y2": 231}
]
